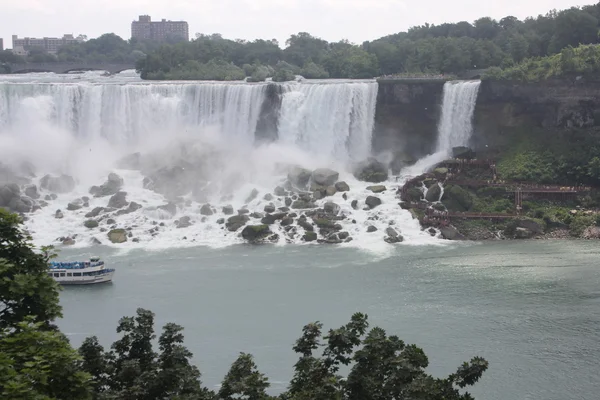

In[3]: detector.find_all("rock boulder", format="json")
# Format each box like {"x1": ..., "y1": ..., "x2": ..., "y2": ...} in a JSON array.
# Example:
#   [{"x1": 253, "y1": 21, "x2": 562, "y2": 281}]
[
  {"x1": 354, "y1": 158, "x2": 388, "y2": 183},
  {"x1": 312, "y1": 168, "x2": 339, "y2": 186},
  {"x1": 40, "y1": 174, "x2": 75, "y2": 193}
]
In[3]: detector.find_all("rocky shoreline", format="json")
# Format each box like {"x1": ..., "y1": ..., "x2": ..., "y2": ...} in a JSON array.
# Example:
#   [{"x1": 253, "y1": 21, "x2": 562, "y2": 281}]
[
  {"x1": 0, "y1": 156, "x2": 420, "y2": 247},
  {"x1": 2, "y1": 145, "x2": 599, "y2": 247}
]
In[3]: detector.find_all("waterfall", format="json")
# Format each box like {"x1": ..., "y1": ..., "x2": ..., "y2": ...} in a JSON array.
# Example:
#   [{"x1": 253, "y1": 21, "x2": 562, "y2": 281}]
[
  {"x1": 277, "y1": 81, "x2": 378, "y2": 162},
  {"x1": 435, "y1": 80, "x2": 481, "y2": 154},
  {"x1": 0, "y1": 80, "x2": 378, "y2": 162}
]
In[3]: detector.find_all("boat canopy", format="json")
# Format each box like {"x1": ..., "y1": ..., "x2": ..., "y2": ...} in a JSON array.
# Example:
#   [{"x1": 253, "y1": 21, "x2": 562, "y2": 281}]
[{"x1": 48, "y1": 259, "x2": 104, "y2": 270}]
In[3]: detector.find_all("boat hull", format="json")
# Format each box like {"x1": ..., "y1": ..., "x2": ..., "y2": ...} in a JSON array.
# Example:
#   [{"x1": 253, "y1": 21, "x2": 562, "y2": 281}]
[{"x1": 55, "y1": 271, "x2": 114, "y2": 285}]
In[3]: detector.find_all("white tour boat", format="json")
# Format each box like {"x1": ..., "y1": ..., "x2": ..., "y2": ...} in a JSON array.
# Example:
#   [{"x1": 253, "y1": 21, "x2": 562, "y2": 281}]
[{"x1": 48, "y1": 257, "x2": 115, "y2": 285}]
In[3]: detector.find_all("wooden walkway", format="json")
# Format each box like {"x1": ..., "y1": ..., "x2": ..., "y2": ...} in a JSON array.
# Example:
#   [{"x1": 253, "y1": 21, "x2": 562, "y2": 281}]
[{"x1": 447, "y1": 179, "x2": 590, "y2": 193}]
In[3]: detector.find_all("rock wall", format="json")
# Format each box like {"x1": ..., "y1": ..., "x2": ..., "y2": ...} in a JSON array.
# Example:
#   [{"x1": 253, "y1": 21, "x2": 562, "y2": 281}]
[
  {"x1": 373, "y1": 80, "x2": 445, "y2": 158},
  {"x1": 373, "y1": 79, "x2": 600, "y2": 157},
  {"x1": 471, "y1": 79, "x2": 600, "y2": 150}
]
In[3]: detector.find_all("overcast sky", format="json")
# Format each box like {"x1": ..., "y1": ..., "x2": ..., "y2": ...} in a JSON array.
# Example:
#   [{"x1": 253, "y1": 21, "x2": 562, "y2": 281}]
[{"x1": 0, "y1": 0, "x2": 595, "y2": 49}]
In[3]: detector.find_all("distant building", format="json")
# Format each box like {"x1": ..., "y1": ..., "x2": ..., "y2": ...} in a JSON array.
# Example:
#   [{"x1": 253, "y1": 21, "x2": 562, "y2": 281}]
[
  {"x1": 131, "y1": 15, "x2": 189, "y2": 42},
  {"x1": 0, "y1": 38, "x2": 3, "y2": 51},
  {"x1": 11, "y1": 34, "x2": 84, "y2": 55}
]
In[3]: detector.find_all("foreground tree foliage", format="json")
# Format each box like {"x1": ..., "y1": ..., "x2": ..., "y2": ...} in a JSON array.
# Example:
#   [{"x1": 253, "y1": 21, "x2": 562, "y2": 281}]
[
  {"x1": 0, "y1": 208, "x2": 61, "y2": 330},
  {"x1": 0, "y1": 209, "x2": 92, "y2": 398},
  {"x1": 0, "y1": 210, "x2": 488, "y2": 399}
]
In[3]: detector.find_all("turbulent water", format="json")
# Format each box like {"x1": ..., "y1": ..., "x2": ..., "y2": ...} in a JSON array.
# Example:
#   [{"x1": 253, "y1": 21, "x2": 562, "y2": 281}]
[
  {"x1": 0, "y1": 72, "x2": 440, "y2": 251},
  {"x1": 435, "y1": 80, "x2": 481, "y2": 154}
]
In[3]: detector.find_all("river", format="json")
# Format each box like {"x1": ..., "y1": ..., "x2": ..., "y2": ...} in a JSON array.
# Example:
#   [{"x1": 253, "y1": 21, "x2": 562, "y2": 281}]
[{"x1": 57, "y1": 240, "x2": 600, "y2": 400}]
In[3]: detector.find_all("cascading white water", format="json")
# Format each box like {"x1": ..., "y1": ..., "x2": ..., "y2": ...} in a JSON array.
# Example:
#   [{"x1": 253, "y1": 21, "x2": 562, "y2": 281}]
[
  {"x1": 0, "y1": 80, "x2": 378, "y2": 162},
  {"x1": 0, "y1": 74, "x2": 442, "y2": 251},
  {"x1": 400, "y1": 80, "x2": 482, "y2": 179},
  {"x1": 435, "y1": 80, "x2": 481, "y2": 154},
  {"x1": 0, "y1": 82, "x2": 267, "y2": 146},
  {"x1": 277, "y1": 81, "x2": 377, "y2": 162}
]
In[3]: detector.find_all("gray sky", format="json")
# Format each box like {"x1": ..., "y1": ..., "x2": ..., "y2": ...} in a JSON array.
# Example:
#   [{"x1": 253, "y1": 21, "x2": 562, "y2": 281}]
[{"x1": 0, "y1": 0, "x2": 595, "y2": 49}]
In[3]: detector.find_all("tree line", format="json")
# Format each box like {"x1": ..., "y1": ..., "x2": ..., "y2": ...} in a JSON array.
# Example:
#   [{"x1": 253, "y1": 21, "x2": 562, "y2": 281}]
[
  {"x1": 136, "y1": 2, "x2": 600, "y2": 81},
  {"x1": 0, "y1": 208, "x2": 488, "y2": 399},
  {"x1": 1, "y1": 2, "x2": 599, "y2": 80}
]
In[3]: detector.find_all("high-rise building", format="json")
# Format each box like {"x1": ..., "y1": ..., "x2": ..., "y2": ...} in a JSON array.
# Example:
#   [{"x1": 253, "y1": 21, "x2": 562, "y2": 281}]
[
  {"x1": 0, "y1": 38, "x2": 4, "y2": 51},
  {"x1": 131, "y1": 15, "x2": 189, "y2": 42},
  {"x1": 11, "y1": 34, "x2": 84, "y2": 55}
]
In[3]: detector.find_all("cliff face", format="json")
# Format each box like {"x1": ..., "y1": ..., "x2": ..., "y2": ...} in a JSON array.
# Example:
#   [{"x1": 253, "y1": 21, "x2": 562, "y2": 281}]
[
  {"x1": 373, "y1": 79, "x2": 600, "y2": 157},
  {"x1": 373, "y1": 81, "x2": 445, "y2": 158},
  {"x1": 472, "y1": 80, "x2": 600, "y2": 150}
]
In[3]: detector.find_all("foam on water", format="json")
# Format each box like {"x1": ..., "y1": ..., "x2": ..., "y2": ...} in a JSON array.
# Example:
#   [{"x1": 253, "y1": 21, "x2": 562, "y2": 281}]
[{"x1": 0, "y1": 73, "x2": 447, "y2": 252}]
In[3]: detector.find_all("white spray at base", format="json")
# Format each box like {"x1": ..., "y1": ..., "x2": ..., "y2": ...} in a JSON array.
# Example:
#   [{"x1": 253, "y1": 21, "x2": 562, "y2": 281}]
[{"x1": 0, "y1": 74, "x2": 445, "y2": 253}]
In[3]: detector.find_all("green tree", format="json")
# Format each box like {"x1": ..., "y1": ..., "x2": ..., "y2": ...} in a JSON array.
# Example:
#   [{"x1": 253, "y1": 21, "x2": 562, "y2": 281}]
[
  {"x1": 0, "y1": 209, "x2": 92, "y2": 399},
  {"x1": 80, "y1": 308, "x2": 211, "y2": 400},
  {"x1": 0, "y1": 209, "x2": 61, "y2": 330},
  {"x1": 0, "y1": 318, "x2": 92, "y2": 400},
  {"x1": 219, "y1": 353, "x2": 271, "y2": 400},
  {"x1": 322, "y1": 41, "x2": 379, "y2": 78}
]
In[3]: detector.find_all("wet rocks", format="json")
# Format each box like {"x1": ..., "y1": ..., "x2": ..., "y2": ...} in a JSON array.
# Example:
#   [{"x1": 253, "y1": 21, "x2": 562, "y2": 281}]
[
  {"x1": 67, "y1": 200, "x2": 83, "y2": 211},
  {"x1": 84, "y1": 219, "x2": 99, "y2": 229},
  {"x1": 451, "y1": 146, "x2": 475, "y2": 159},
  {"x1": 274, "y1": 186, "x2": 287, "y2": 196},
  {"x1": 264, "y1": 204, "x2": 276, "y2": 213},
  {"x1": 367, "y1": 185, "x2": 387, "y2": 193},
  {"x1": 367, "y1": 226, "x2": 378, "y2": 233},
  {"x1": 90, "y1": 173, "x2": 124, "y2": 197},
  {"x1": 261, "y1": 212, "x2": 287, "y2": 225},
  {"x1": 303, "y1": 231, "x2": 317, "y2": 242},
  {"x1": 85, "y1": 207, "x2": 105, "y2": 218},
  {"x1": 40, "y1": 174, "x2": 75, "y2": 193},
  {"x1": 384, "y1": 227, "x2": 404, "y2": 243},
  {"x1": 323, "y1": 202, "x2": 340, "y2": 215},
  {"x1": 24, "y1": 184, "x2": 40, "y2": 199},
  {"x1": 280, "y1": 217, "x2": 294, "y2": 226},
  {"x1": 335, "y1": 181, "x2": 350, "y2": 192},
  {"x1": 263, "y1": 193, "x2": 274, "y2": 201},
  {"x1": 115, "y1": 201, "x2": 142, "y2": 216},
  {"x1": 365, "y1": 196, "x2": 382, "y2": 209},
  {"x1": 288, "y1": 166, "x2": 312, "y2": 188},
  {"x1": 222, "y1": 205, "x2": 234, "y2": 215},
  {"x1": 241, "y1": 224, "x2": 272, "y2": 242},
  {"x1": 425, "y1": 184, "x2": 442, "y2": 202},
  {"x1": 45, "y1": 194, "x2": 58, "y2": 201},
  {"x1": 312, "y1": 168, "x2": 339, "y2": 186},
  {"x1": 440, "y1": 225, "x2": 466, "y2": 240},
  {"x1": 354, "y1": 158, "x2": 388, "y2": 183},
  {"x1": 61, "y1": 237, "x2": 76, "y2": 246},
  {"x1": 90, "y1": 237, "x2": 102, "y2": 245},
  {"x1": 158, "y1": 202, "x2": 178, "y2": 217},
  {"x1": 351, "y1": 200, "x2": 358, "y2": 210},
  {"x1": 291, "y1": 200, "x2": 316, "y2": 209},
  {"x1": 55, "y1": 210, "x2": 64, "y2": 219},
  {"x1": 298, "y1": 218, "x2": 314, "y2": 232},
  {"x1": 108, "y1": 191, "x2": 128, "y2": 209},
  {"x1": 226, "y1": 215, "x2": 249, "y2": 231},
  {"x1": 200, "y1": 204, "x2": 213, "y2": 216},
  {"x1": 175, "y1": 216, "x2": 192, "y2": 228},
  {"x1": 108, "y1": 228, "x2": 128, "y2": 243}
]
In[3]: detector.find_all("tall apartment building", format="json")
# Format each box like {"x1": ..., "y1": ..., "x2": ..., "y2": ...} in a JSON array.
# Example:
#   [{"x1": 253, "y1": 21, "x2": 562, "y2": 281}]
[
  {"x1": 0, "y1": 38, "x2": 4, "y2": 51},
  {"x1": 131, "y1": 15, "x2": 189, "y2": 42},
  {"x1": 11, "y1": 34, "x2": 83, "y2": 55}
]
